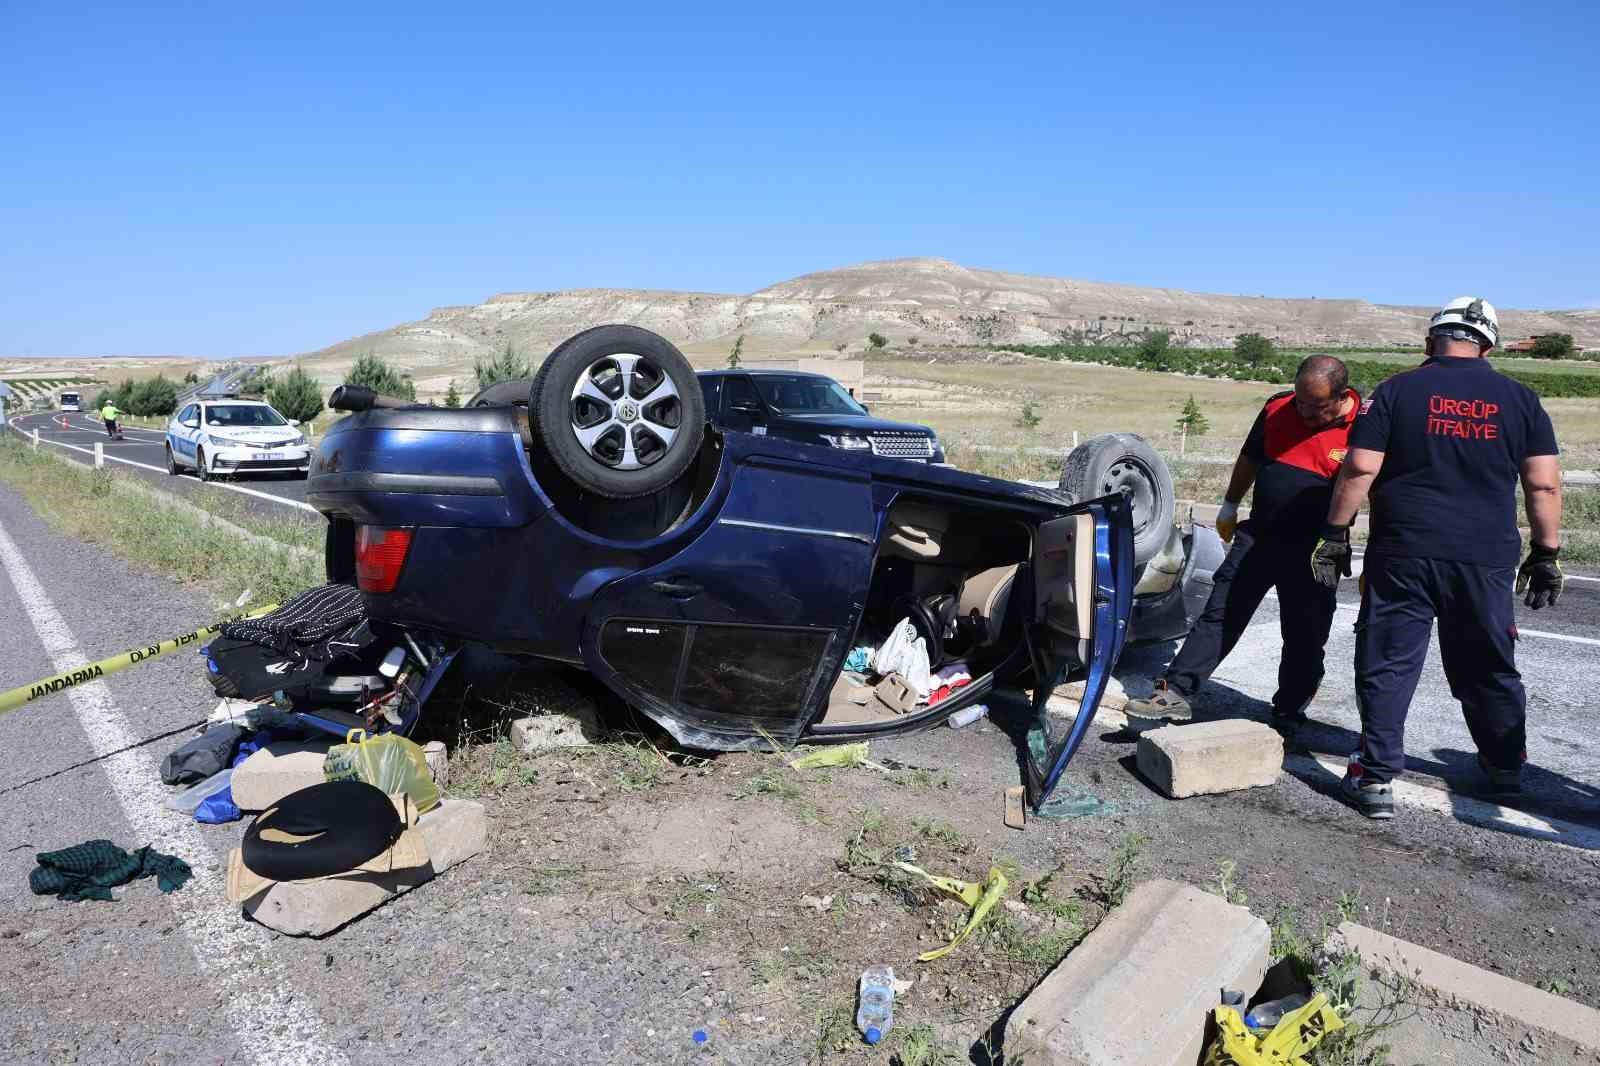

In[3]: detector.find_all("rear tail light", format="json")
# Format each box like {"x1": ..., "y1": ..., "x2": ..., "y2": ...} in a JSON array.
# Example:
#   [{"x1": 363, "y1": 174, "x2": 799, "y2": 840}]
[{"x1": 355, "y1": 526, "x2": 413, "y2": 593}]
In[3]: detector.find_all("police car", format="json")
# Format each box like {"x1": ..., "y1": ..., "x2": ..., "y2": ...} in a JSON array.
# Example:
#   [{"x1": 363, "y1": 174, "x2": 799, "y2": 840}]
[{"x1": 164, "y1": 398, "x2": 310, "y2": 481}]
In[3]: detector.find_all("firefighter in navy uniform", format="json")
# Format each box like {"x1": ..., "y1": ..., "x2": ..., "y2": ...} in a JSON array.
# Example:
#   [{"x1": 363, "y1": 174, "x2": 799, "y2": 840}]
[
  {"x1": 1126, "y1": 355, "x2": 1359, "y2": 731},
  {"x1": 1313, "y1": 297, "x2": 1564, "y2": 820}
]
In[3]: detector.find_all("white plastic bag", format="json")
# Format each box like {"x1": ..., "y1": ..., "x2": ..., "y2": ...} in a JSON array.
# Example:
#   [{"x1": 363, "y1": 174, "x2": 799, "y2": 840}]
[{"x1": 874, "y1": 618, "x2": 932, "y2": 699}]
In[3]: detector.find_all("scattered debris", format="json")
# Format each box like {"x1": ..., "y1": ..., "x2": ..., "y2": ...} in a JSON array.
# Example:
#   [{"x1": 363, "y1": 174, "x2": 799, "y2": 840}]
[
  {"x1": 789, "y1": 742, "x2": 890, "y2": 772},
  {"x1": 30, "y1": 839, "x2": 192, "y2": 902},
  {"x1": 1204, "y1": 992, "x2": 1343, "y2": 1065},
  {"x1": 892, "y1": 861, "x2": 1008, "y2": 961},
  {"x1": 799, "y1": 893, "x2": 834, "y2": 913},
  {"x1": 1004, "y1": 785, "x2": 1026, "y2": 829}
]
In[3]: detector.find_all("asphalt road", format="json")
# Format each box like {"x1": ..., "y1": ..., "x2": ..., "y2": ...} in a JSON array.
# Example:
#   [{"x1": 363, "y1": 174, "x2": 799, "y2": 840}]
[
  {"x1": 1118, "y1": 547, "x2": 1600, "y2": 827},
  {"x1": 6, "y1": 410, "x2": 320, "y2": 526},
  {"x1": 1, "y1": 481, "x2": 1597, "y2": 1063}
]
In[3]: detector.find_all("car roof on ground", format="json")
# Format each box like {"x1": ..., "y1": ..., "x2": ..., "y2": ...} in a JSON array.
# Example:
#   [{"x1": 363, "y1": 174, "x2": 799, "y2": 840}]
[{"x1": 697, "y1": 368, "x2": 832, "y2": 380}]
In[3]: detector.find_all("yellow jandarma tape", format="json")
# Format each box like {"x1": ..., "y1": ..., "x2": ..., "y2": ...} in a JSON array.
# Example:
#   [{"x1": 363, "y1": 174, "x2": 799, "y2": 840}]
[{"x1": 0, "y1": 603, "x2": 278, "y2": 715}]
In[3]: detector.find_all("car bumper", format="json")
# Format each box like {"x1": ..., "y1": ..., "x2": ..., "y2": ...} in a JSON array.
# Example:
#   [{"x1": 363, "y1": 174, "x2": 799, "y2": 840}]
[{"x1": 209, "y1": 444, "x2": 311, "y2": 473}]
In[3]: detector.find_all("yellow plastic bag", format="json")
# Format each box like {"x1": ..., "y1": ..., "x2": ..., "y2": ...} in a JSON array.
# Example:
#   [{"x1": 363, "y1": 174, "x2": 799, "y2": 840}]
[
  {"x1": 1202, "y1": 993, "x2": 1344, "y2": 1066},
  {"x1": 324, "y1": 729, "x2": 440, "y2": 814},
  {"x1": 892, "y1": 861, "x2": 1009, "y2": 962}
]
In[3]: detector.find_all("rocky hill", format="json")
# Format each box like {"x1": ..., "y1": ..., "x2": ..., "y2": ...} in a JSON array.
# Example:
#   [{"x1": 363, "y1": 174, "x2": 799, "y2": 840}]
[{"x1": 296, "y1": 257, "x2": 1600, "y2": 392}]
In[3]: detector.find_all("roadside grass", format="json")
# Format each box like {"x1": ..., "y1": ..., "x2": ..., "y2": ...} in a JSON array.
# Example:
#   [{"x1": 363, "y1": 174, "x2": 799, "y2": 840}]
[{"x1": 0, "y1": 436, "x2": 321, "y2": 606}]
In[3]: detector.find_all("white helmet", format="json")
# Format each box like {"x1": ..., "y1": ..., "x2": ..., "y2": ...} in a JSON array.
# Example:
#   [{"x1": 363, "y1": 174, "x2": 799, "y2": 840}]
[{"x1": 1429, "y1": 296, "x2": 1498, "y2": 349}]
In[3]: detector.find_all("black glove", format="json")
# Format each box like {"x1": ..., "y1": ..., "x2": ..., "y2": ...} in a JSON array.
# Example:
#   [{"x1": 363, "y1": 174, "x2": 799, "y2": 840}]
[
  {"x1": 1310, "y1": 524, "x2": 1352, "y2": 590},
  {"x1": 1516, "y1": 544, "x2": 1563, "y2": 610}
]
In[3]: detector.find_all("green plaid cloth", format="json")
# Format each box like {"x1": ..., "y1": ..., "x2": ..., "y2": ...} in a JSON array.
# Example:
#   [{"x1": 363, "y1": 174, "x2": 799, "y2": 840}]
[{"x1": 29, "y1": 839, "x2": 193, "y2": 902}]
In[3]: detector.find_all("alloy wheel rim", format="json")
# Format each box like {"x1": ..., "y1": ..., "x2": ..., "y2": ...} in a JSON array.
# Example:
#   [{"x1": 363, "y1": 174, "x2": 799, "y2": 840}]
[{"x1": 568, "y1": 352, "x2": 682, "y2": 470}]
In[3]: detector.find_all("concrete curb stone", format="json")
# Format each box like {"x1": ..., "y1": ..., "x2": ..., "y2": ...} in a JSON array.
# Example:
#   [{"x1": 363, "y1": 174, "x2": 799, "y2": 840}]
[
  {"x1": 1004, "y1": 878, "x2": 1270, "y2": 1065},
  {"x1": 1136, "y1": 719, "x2": 1284, "y2": 798}
]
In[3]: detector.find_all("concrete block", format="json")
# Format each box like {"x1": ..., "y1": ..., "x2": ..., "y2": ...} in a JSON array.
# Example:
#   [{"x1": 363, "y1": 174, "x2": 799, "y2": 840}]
[
  {"x1": 1327, "y1": 922, "x2": 1600, "y2": 1064},
  {"x1": 229, "y1": 739, "x2": 333, "y2": 811},
  {"x1": 510, "y1": 710, "x2": 600, "y2": 753},
  {"x1": 244, "y1": 799, "x2": 486, "y2": 937},
  {"x1": 1136, "y1": 719, "x2": 1283, "y2": 798},
  {"x1": 1005, "y1": 878, "x2": 1270, "y2": 1066}
]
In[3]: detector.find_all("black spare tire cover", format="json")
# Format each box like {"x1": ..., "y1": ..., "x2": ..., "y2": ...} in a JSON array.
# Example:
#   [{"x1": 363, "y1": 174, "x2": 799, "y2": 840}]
[
  {"x1": 241, "y1": 780, "x2": 402, "y2": 881},
  {"x1": 466, "y1": 377, "x2": 534, "y2": 407}
]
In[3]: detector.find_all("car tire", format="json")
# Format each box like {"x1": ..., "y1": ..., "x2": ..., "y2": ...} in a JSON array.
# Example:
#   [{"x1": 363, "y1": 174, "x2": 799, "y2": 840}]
[
  {"x1": 528, "y1": 325, "x2": 705, "y2": 500},
  {"x1": 165, "y1": 445, "x2": 179, "y2": 475},
  {"x1": 196, "y1": 446, "x2": 210, "y2": 482},
  {"x1": 1058, "y1": 432, "x2": 1175, "y2": 567},
  {"x1": 466, "y1": 378, "x2": 534, "y2": 408}
]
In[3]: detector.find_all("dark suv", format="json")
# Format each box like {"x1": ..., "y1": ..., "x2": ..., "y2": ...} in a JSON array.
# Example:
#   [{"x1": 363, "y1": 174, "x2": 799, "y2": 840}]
[{"x1": 698, "y1": 368, "x2": 944, "y2": 463}]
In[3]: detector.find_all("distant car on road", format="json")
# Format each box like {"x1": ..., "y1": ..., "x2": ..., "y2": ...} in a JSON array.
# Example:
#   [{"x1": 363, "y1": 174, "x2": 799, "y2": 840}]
[
  {"x1": 165, "y1": 398, "x2": 310, "y2": 481},
  {"x1": 697, "y1": 368, "x2": 944, "y2": 462}
]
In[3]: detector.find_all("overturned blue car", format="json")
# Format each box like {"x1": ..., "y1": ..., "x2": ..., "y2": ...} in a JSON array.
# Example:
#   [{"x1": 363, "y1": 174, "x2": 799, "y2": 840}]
[{"x1": 305, "y1": 325, "x2": 1222, "y2": 808}]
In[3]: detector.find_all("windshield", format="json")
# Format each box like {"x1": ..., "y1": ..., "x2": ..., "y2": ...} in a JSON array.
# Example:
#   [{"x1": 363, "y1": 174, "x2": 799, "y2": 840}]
[
  {"x1": 752, "y1": 376, "x2": 867, "y2": 415},
  {"x1": 204, "y1": 404, "x2": 288, "y2": 428},
  {"x1": 61, "y1": 392, "x2": 79, "y2": 403}
]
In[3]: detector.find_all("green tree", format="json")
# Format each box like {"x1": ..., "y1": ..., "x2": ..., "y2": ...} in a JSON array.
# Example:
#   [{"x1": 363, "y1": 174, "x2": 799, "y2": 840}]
[
  {"x1": 182, "y1": 371, "x2": 200, "y2": 385},
  {"x1": 1530, "y1": 333, "x2": 1575, "y2": 360},
  {"x1": 867, "y1": 332, "x2": 888, "y2": 350},
  {"x1": 1233, "y1": 332, "x2": 1274, "y2": 368},
  {"x1": 1016, "y1": 401, "x2": 1042, "y2": 429},
  {"x1": 473, "y1": 342, "x2": 532, "y2": 390},
  {"x1": 238, "y1": 366, "x2": 273, "y2": 396},
  {"x1": 726, "y1": 334, "x2": 745, "y2": 368},
  {"x1": 1136, "y1": 330, "x2": 1173, "y2": 371},
  {"x1": 128, "y1": 374, "x2": 178, "y2": 416},
  {"x1": 834, "y1": 342, "x2": 848, "y2": 353},
  {"x1": 345, "y1": 353, "x2": 417, "y2": 401},
  {"x1": 267, "y1": 364, "x2": 325, "y2": 423},
  {"x1": 443, "y1": 380, "x2": 462, "y2": 408},
  {"x1": 1175, "y1": 394, "x2": 1209, "y2": 436},
  {"x1": 908, "y1": 336, "x2": 920, "y2": 346}
]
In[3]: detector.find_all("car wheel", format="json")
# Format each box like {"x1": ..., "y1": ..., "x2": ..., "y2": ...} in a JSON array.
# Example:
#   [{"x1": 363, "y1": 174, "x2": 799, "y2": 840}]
[
  {"x1": 196, "y1": 447, "x2": 210, "y2": 482},
  {"x1": 466, "y1": 378, "x2": 534, "y2": 407},
  {"x1": 529, "y1": 325, "x2": 705, "y2": 500},
  {"x1": 1059, "y1": 432, "x2": 1175, "y2": 567},
  {"x1": 165, "y1": 445, "x2": 178, "y2": 475}
]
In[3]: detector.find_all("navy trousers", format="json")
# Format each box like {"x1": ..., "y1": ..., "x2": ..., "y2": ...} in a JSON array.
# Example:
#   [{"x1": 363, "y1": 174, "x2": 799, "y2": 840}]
[
  {"x1": 1164, "y1": 522, "x2": 1337, "y2": 717},
  {"x1": 1354, "y1": 554, "x2": 1525, "y2": 783}
]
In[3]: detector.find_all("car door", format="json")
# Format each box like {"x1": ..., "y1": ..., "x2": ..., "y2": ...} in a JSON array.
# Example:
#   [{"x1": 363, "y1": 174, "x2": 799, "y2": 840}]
[
  {"x1": 718, "y1": 375, "x2": 768, "y2": 436},
  {"x1": 580, "y1": 443, "x2": 876, "y2": 749},
  {"x1": 170, "y1": 404, "x2": 198, "y2": 461},
  {"x1": 1022, "y1": 495, "x2": 1135, "y2": 809}
]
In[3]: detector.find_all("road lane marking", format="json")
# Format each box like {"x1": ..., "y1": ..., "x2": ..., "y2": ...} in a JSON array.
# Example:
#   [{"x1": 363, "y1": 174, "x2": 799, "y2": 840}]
[
  {"x1": 1289, "y1": 752, "x2": 1600, "y2": 854},
  {"x1": 0, "y1": 518, "x2": 346, "y2": 1066},
  {"x1": 9, "y1": 415, "x2": 318, "y2": 514},
  {"x1": 1049, "y1": 697, "x2": 1600, "y2": 853}
]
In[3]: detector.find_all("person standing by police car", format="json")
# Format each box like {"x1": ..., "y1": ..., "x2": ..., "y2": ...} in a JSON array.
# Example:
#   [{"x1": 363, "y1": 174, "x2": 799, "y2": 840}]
[
  {"x1": 1312, "y1": 297, "x2": 1564, "y2": 820},
  {"x1": 1126, "y1": 355, "x2": 1359, "y2": 730}
]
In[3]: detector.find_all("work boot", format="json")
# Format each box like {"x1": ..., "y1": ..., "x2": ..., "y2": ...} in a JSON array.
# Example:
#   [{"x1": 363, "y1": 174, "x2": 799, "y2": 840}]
[
  {"x1": 1339, "y1": 768, "x2": 1395, "y2": 820},
  {"x1": 1477, "y1": 755, "x2": 1523, "y2": 799},
  {"x1": 1124, "y1": 680, "x2": 1192, "y2": 723}
]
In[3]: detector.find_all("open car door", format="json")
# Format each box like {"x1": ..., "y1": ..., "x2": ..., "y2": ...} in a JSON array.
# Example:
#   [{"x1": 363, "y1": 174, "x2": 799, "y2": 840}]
[{"x1": 1022, "y1": 494, "x2": 1135, "y2": 809}]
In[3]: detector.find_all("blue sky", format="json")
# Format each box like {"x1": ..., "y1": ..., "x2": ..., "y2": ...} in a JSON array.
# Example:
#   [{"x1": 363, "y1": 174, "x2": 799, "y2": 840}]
[{"x1": 2, "y1": 1, "x2": 1596, "y2": 356}]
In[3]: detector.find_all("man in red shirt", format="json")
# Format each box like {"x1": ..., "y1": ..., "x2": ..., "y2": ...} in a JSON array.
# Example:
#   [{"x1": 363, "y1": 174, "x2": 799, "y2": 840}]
[{"x1": 1127, "y1": 355, "x2": 1359, "y2": 732}]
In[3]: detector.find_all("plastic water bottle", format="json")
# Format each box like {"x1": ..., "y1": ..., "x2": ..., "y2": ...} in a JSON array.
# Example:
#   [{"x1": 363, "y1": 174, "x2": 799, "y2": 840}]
[
  {"x1": 1245, "y1": 992, "x2": 1310, "y2": 1029},
  {"x1": 947, "y1": 704, "x2": 989, "y2": 728},
  {"x1": 856, "y1": 965, "x2": 896, "y2": 1044}
]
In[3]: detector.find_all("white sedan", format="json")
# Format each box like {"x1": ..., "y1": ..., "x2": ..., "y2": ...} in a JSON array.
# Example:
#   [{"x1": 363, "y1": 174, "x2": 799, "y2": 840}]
[{"x1": 165, "y1": 399, "x2": 311, "y2": 480}]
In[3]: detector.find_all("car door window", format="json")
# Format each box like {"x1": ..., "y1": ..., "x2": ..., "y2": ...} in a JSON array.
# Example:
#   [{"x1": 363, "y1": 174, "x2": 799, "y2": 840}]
[
  {"x1": 722, "y1": 376, "x2": 760, "y2": 414},
  {"x1": 699, "y1": 376, "x2": 722, "y2": 414}
]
